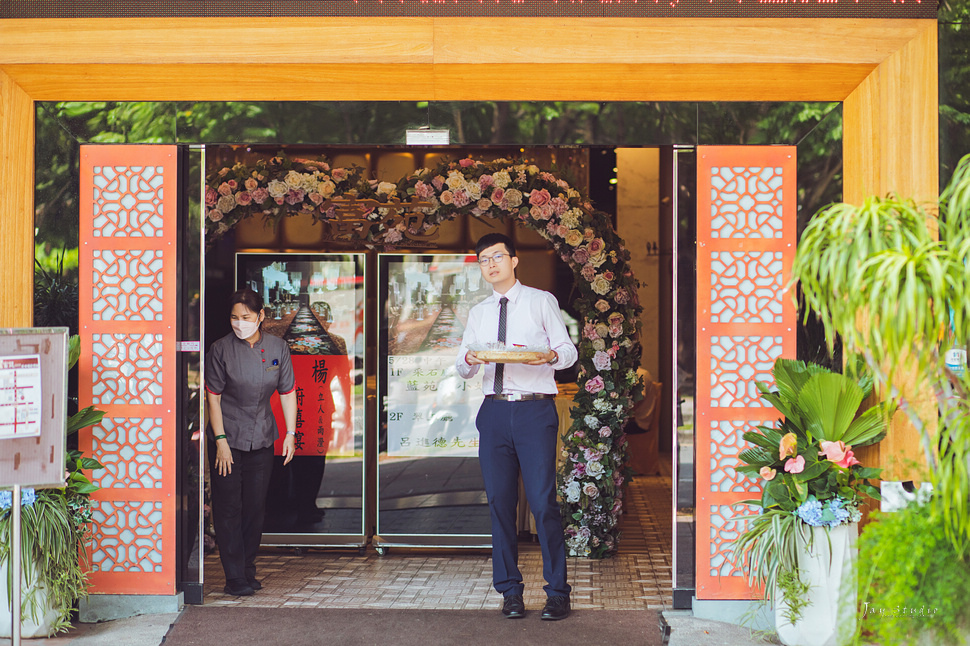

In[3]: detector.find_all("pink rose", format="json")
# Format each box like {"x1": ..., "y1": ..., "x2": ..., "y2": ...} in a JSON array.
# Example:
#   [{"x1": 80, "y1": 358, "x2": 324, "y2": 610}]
[
  {"x1": 227, "y1": 179, "x2": 238, "y2": 190},
  {"x1": 608, "y1": 312, "x2": 624, "y2": 326},
  {"x1": 459, "y1": 158, "x2": 475, "y2": 167},
  {"x1": 572, "y1": 248, "x2": 590, "y2": 265},
  {"x1": 308, "y1": 192, "x2": 324, "y2": 205},
  {"x1": 491, "y1": 187, "x2": 505, "y2": 203},
  {"x1": 759, "y1": 466, "x2": 777, "y2": 481},
  {"x1": 784, "y1": 455, "x2": 805, "y2": 474},
  {"x1": 585, "y1": 376, "x2": 605, "y2": 393},
  {"x1": 603, "y1": 270, "x2": 615, "y2": 281},
  {"x1": 235, "y1": 191, "x2": 252, "y2": 206},
  {"x1": 599, "y1": 426, "x2": 612, "y2": 437},
  {"x1": 205, "y1": 186, "x2": 219, "y2": 207},
  {"x1": 584, "y1": 228, "x2": 595, "y2": 241},
  {"x1": 432, "y1": 176, "x2": 445, "y2": 190},
  {"x1": 384, "y1": 228, "x2": 403, "y2": 243},
  {"x1": 244, "y1": 178, "x2": 258, "y2": 191},
  {"x1": 529, "y1": 188, "x2": 551, "y2": 207},
  {"x1": 332, "y1": 168, "x2": 348, "y2": 182},
  {"x1": 583, "y1": 323, "x2": 599, "y2": 340},
  {"x1": 479, "y1": 174, "x2": 494, "y2": 190},
  {"x1": 581, "y1": 265, "x2": 596, "y2": 282},
  {"x1": 439, "y1": 190, "x2": 454, "y2": 205},
  {"x1": 207, "y1": 209, "x2": 223, "y2": 222},
  {"x1": 595, "y1": 300, "x2": 611, "y2": 313},
  {"x1": 592, "y1": 351, "x2": 612, "y2": 371},
  {"x1": 557, "y1": 224, "x2": 569, "y2": 237},
  {"x1": 613, "y1": 289, "x2": 630, "y2": 305},
  {"x1": 588, "y1": 238, "x2": 605, "y2": 255},
  {"x1": 284, "y1": 189, "x2": 304, "y2": 205},
  {"x1": 218, "y1": 182, "x2": 233, "y2": 196},
  {"x1": 551, "y1": 197, "x2": 568, "y2": 215}
]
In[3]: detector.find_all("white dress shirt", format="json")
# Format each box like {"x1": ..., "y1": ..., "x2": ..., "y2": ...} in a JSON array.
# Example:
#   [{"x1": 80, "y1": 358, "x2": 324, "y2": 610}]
[{"x1": 456, "y1": 281, "x2": 578, "y2": 395}]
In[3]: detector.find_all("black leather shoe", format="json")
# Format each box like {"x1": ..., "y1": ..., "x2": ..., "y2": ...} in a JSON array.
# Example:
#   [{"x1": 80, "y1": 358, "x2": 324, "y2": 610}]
[
  {"x1": 223, "y1": 579, "x2": 255, "y2": 596},
  {"x1": 501, "y1": 594, "x2": 525, "y2": 619},
  {"x1": 541, "y1": 595, "x2": 570, "y2": 621},
  {"x1": 246, "y1": 578, "x2": 262, "y2": 591}
]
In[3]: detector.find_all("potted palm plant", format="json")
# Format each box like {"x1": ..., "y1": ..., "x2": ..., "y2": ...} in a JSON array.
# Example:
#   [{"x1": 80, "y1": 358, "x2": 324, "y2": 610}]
[
  {"x1": 789, "y1": 153, "x2": 970, "y2": 644},
  {"x1": 0, "y1": 335, "x2": 104, "y2": 638},
  {"x1": 731, "y1": 358, "x2": 892, "y2": 646}
]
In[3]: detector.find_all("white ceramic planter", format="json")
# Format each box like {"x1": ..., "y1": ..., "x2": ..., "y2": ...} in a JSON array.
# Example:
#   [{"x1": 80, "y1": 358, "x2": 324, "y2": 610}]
[
  {"x1": 775, "y1": 522, "x2": 858, "y2": 646},
  {"x1": 0, "y1": 560, "x2": 60, "y2": 638}
]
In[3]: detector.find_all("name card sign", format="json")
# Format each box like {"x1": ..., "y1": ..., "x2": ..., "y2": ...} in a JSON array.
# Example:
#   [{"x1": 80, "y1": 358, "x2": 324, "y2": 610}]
[{"x1": 0, "y1": 354, "x2": 42, "y2": 439}]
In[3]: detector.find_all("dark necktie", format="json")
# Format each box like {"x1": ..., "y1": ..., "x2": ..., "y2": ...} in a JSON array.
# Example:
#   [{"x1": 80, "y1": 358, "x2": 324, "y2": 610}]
[{"x1": 494, "y1": 296, "x2": 508, "y2": 394}]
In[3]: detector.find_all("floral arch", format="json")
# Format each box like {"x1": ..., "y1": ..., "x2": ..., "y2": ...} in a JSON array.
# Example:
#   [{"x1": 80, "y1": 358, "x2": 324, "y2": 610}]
[{"x1": 206, "y1": 154, "x2": 643, "y2": 558}]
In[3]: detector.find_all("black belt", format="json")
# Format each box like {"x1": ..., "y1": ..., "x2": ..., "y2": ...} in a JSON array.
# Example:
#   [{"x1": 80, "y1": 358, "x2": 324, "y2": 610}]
[{"x1": 486, "y1": 393, "x2": 556, "y2": 401}]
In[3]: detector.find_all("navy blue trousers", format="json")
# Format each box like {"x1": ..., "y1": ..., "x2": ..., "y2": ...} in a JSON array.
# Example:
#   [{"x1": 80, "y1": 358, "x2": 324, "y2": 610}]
[{"x1": 477, "y1": 397, "x2": 571, "y2": 598}]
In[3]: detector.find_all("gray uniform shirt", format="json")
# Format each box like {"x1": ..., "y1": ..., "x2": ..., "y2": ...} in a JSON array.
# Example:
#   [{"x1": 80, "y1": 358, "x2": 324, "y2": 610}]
[{"x1": 205, "y1": 331, "x2": 296, "y2": 451}]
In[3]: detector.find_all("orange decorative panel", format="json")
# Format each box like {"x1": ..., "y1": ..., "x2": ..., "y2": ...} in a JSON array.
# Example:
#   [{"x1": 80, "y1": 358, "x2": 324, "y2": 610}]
[
  {"x1": 695, "y1": 146, "x2": 796, "y2": 600},
  {"x1": 79, "y1": 145, "x2": 178, "y2": 595}
]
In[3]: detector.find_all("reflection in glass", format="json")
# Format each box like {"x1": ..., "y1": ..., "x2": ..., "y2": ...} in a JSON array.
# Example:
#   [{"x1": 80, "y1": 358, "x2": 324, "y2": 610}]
[
  {"x1": 377, "y1": 254, "x2": 491, "y2": 541},
  {"x1": 233, "y1": 253, "x2": 367, "y2": 542}
]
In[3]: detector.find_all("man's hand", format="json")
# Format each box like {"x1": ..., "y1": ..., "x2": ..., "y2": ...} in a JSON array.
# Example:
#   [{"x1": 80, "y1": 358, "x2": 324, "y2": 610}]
[
  {"x1": 466, "y1": 350, "x2": 486, "y2": 365},
  {"x1": 525, "y1": 349, "x2": 557, "y2": 366}
]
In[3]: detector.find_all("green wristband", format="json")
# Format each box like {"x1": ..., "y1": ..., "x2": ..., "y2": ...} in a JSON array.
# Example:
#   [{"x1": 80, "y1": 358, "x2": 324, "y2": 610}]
[{"x1": 214, "y1": 434, "x2": 227, "y2": 441}]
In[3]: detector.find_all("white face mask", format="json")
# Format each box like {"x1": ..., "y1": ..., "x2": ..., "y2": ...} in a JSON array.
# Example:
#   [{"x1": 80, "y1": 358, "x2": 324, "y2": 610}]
[{"x1": 231, "y1": 319, "x2": 260, "y2": 340}]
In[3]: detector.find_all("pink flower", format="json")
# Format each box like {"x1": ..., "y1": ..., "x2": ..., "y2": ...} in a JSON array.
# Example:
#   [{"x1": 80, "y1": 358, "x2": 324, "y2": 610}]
[
  {"x1": 779, "y1": 432, "x2": 798, "y2": 460},
  {"x1": 431, "y1": 176, "x2": 445, "y2": 190},
  {"x1": 784, "y1": 455, "x2": 805, "y2": 474},
  {"x1": 588, "y1": 238, "x2": 605, "y2": 255},
  {"x1": 205, "y1": 186, "x2": 219, "y2": 207},
  {"x1": 459, "y1": 158, "x2": 475, "y2": 167},
  {"x1": 217, "y1": 182, "x2": 233, "y2": 196},
  {"x1": 479, "y1": 174, "x2": 494, "y2": 190},
  {"x1": 235, "y1": 191, "x2": 252, "y2": 206},
  {"x1": 583, "y1": 323, "x2": 599, "y2": 340},
  {"x1": 250, "y1": 187, "x2": 269, "y2": 204},
  {"x1": 608, "y1": 312, "x2": 624, "y2": 326},
  {"x1": 581, "y1": 265, "x2": 596, "y2": 282},
  {"x1": 384, "y1": 228, "x2": 403, "y2": 243},
  {"x1": 592, "y1": 351, "x2": 612, "y2": 371},
  {"x1": 490, "y1": 187, "x2": 505, "y2": 203},
  {"x1": 837, "y1": 449, "x2": 861, "y2": 468},
  {"x1": 414, "y1": 181, "x2": 435, "y2": 200},
  {"x1": 308, "y1": 192, "x2": 324, "y2": 205},
  {"x1": 332, "y1": 168, "x2": 348, "y2": 182},
  {"x1": 227, "y1": 179, "x2": 238, "y2": 191},
  {"x1": 599, "y1": 426, "x2": 612, "y2": 437},
  {"x1": 545, "y1": 221, "x2": 559, "y2": 235},
  {"x1": 819, "y1": 441, "x2": 848, "y2": 463},
  {"x1": 572, "y1": 247, "x2": 590, "y2": 265},
  {"x1": 603, "y1": 270, "x2": 615, "y2": 281},
  {"x1": 613, "y1": 289, "x2": 630, "y2": 305},
  {"x1": 452, "y1": 189, "x2": 470, "y2": 207},
  {"x1": 585, "y1": 376, "x2": 605, "y2": 393},
  {"x1": 759, "y1": 466, "x2": 777, "y2": 481},
  {"x1": 207, "y1": 209, "x2": 223, "y2": 222},
  {"x1": 244, "y1": 178, "x2": 258, "y2": 191},
  {"x1": 439, "y1": 190, "x2": 454, "y2": 205},
  {"x1": 551, "y1": 197, "x2": 568, "y2": 215},
  {"x1": 595, "y1": 300, "x2": 611, "y2": 312},
  {"x1": 529, "y1": 188, "x2": 551, "y2": 207},
  {"x1": 284, "y1": 189, "x2": 304, "y2": 205}
]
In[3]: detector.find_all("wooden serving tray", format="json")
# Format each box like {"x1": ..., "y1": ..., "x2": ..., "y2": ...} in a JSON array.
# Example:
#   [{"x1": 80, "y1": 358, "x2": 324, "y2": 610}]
[{"x1": 475, "y1": 349, "x2": 545, "y2": 363}]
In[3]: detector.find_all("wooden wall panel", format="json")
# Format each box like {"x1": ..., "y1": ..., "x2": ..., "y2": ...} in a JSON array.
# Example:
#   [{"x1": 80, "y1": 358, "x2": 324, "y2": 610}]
[
  {"x1": 0, "y1": 70, "x2": 34, "y2": 327},
  {"x1": 844, "y1": 21, "x2": 938, "y2": 482}
]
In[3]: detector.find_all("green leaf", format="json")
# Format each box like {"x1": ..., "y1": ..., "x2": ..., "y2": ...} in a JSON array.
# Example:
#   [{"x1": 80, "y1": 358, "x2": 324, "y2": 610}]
[{"x1": 797, "y1": 373, "x2": 864, "y2": 443}]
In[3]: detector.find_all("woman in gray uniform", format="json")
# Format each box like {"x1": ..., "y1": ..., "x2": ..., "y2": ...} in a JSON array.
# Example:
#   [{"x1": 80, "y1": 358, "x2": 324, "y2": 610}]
[{"x1": 205, "y1": 288, "x2": 297, "y2": 596}]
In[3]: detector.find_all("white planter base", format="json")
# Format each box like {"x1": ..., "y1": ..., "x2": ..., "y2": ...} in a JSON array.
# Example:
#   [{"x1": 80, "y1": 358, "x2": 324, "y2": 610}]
[
  {"x1": 775, "y1": 522, "x2": 858, "y2": 646},
  {"x1": 0, "y1": 560, "x2": 60, "y2": 639}
]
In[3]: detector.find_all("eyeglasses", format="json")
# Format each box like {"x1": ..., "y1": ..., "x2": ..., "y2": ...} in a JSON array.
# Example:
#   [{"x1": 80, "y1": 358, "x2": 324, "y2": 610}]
[{"x1": 478, "y1": 252, "x2": 509, "y2": 266}]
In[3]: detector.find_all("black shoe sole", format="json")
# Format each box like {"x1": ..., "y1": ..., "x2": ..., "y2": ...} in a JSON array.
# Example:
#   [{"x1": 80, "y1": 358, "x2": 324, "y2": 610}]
[
  {"x1": 541, "y1": 612, "x2": 570, "y2": 621},
  {"x1": 503, "y1": 611, "x2": 525, "y2": 619}
]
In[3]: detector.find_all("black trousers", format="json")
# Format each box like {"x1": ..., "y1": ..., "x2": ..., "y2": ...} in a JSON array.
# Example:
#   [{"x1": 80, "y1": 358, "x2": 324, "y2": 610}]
[{"x1": 208, "y1": 442, "x2": 274, "y2": 584}]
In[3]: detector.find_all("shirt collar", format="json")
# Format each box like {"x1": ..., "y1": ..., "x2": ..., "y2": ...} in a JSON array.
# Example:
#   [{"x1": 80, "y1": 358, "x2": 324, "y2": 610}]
[{"x1": 492, "y1": 280, "x2": 522, "y2": 305}]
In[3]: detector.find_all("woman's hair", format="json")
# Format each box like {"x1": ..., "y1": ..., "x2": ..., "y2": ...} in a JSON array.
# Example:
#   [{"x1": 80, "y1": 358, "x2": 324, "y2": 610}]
[{"x1": 230, "y1": 288, "x2": 264, "y2": 315}]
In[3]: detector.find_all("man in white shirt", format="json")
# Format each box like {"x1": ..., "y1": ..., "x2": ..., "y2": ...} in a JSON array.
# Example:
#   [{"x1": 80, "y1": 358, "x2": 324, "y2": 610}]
[{"x1": 456, "y1": 233, "x2": 578, "y2": 621}]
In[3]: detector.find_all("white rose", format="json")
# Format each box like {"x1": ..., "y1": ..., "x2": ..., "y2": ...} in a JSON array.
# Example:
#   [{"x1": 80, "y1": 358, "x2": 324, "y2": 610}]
[
  {"x1": 445, "y1": 171, "x2": 465, "y2": 190},
  {"x1": 284, "y1": 170, "x2": 304, "y2": 189},
  {"x1": 319, "y1": 180, "x2": 336, "y2": 198},
  {"x1": 377, "y1": 181, "x2": 397, "y2": 196},
  {"x1": 565, "y1": 481, "x2": 582, "y2": 503},
  {"x1": 493, "y1": 170, "x2": 511, "y2": 189},
  {"x1": 586, "y1": 461, "x2": 606, "y2": 479},
  {"x1": 591, "y1": 275, "x2": 611, "y2": 295},
  {"x1": 267, "y1": 180, "x2": 287, "y2": 198},
  {"x1": 216, "y1": 195, "x2": 236, "y2": 213}
]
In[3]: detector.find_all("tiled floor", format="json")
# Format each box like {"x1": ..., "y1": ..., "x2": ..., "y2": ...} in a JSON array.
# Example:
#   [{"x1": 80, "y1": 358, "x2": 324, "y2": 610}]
[{"x1": 203, "y1": 470, "x2": 674, "y2": 612}]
